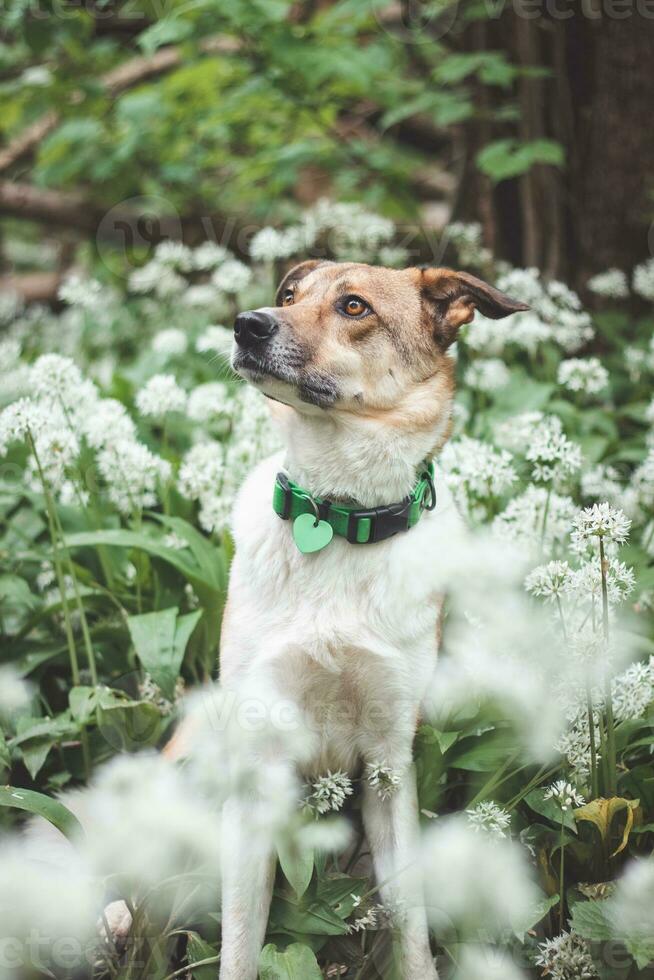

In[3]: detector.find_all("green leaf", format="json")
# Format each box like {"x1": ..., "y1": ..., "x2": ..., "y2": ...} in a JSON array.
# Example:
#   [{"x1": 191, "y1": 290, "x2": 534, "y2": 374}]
[
  {"x1": 96, "y1": 697, "x2": 163, "y2": 752},
  {"x1": 524, "y1": 788, "x2": 577, "y2": 832},
  {"x1": 69, "y1": 686, "x2": 97, "y2": 725},
  {"x1": 511, "y1": 892, "x2": 559, "y2": 940},
  {"x1": 447, "y1": 729, "x2": 515, "y2": 772},
  {"x1": 259, "y1": 942, "x2": 322, "y2": 980},
  {"x1": 277, "y1": 837, "x2": 314, "y2": 899},
  {"x1": 64, "y1": 529, "x2": 222, "y2": 597},
  {"x1": 127, "y1": 606, "x2": 202, "y2": 699},
  {"x1": 185, "y1": 931, "x2": 219, "y2": 980},
  {"x1": 0, "y1": 786, "x2": 83, "y2": 841},
  {"x1": 138, "y1": 17, "x2": 193, "y2": 56},
  {"x1": 569, "y1": 899, "x2": 612, "y2": 941},
  {"x1": 476, "y1": 138, "x2": 564, "y2": 182},
  {"x1": 269, "y1": 895, "x2": 349, "y2": 936}
]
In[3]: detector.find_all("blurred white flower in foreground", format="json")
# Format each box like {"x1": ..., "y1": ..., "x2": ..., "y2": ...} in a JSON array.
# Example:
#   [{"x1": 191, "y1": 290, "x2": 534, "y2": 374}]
[
  {"x1": 612, "y1": 857, "x2": 654, "y2": 950},
  {"x1": 0, "y1": 841, "x2": 100, "y2": 972},
  {"x1": 455, "y1": 946, "x2": 528, "y2": 980},
  {"x1": 464, "y1": 357, "x2": 510, "y2": 393},
  {"x1": 417, "y1": 816, "x2": 538, "y2": 937},
  {"x1": 0, "y1": 666, "x2": 31, "y2": 718},
  {"x1": 81, "y1": 752, "x2": 222, "y2": 907}
]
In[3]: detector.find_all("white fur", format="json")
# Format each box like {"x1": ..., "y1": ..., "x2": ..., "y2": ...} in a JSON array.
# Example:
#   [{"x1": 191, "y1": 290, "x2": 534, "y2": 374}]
[{"x1": 217, "y1": 406, "x2": 463, "y2": 980}]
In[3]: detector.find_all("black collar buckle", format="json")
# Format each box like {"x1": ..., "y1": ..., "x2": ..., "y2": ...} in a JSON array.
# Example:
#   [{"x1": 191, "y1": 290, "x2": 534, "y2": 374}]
[{"x1": 346, "y1": 497, "x2": 413, "y2": 544}]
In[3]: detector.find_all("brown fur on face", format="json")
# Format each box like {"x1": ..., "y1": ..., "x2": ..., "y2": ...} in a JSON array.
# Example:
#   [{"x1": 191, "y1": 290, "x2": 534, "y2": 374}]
[{"x1": 232, "y1": 260, "x2": 528, "y2": 430}]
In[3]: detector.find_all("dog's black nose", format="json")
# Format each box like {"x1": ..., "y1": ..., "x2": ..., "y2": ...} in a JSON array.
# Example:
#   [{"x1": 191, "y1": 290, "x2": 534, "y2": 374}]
[{"x1": 234, "y1": 310, "x2": 278, "y2": 347}]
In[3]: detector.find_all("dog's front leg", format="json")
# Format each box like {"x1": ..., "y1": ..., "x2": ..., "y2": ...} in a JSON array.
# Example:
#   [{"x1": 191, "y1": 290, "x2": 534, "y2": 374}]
[
  {"x1": 361, "y1": 766, "x2": 438, "y2": 980},
  {"x1": 219, "y1": 795, "x2": 276, "y2": 980}
]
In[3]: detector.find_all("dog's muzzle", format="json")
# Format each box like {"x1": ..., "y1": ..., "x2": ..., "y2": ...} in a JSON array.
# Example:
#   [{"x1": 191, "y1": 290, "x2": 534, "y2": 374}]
[{"x1": 233, "y1": 310, "x2": 278, "y2": 349}]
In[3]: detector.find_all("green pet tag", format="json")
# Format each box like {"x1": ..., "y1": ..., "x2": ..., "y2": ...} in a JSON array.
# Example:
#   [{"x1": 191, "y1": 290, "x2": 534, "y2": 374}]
[{"x1": 292, "y1": 512, "x2": 334, "y2": 554}]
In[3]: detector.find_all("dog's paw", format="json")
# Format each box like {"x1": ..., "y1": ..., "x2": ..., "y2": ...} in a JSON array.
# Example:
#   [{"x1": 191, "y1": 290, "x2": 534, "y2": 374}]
[{"x1": 100, "y1": 900, "x2": 132, "y2": 950}]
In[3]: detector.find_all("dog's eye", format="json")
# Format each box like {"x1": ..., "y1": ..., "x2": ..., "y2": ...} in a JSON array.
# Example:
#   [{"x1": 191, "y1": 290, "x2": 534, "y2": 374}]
[
  {"x1": 281, "y1": 289, "x2": 294, "y2": 307},
  {"x1": 342, "y1": 296, "x2": 370, "y2": 317}
]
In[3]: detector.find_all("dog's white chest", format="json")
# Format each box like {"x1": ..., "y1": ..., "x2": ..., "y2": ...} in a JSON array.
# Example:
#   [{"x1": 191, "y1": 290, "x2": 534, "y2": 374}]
[{"x1": 222, "y1": 453, "x2": 462, "y2": 775}]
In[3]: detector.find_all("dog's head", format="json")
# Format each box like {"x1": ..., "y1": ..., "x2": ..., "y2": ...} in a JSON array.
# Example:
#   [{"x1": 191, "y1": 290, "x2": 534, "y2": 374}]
[{"x1": 232, "y1": 260, "x2": 528, "y2": 418}]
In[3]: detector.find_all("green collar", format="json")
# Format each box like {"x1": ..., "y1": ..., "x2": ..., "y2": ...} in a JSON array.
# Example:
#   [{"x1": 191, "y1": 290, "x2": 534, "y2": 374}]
[{"x1": 273, "y1": 462, "x2": 436, "y2": 553}]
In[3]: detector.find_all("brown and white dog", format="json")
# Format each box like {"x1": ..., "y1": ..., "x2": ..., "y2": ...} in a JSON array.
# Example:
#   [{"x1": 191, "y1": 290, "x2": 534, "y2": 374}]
[{"x1": 166, "y1": 260, "x2": 528, "y2": 979}]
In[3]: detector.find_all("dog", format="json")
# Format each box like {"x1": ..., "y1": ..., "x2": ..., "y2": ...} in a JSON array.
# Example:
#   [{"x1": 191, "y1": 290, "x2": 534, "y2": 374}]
[{"x1": 165, "y1": 259, "x2": 528, "y2": 980}]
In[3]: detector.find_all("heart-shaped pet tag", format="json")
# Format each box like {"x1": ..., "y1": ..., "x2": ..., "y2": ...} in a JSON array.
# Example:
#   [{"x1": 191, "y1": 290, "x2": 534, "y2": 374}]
[{"x1": 292, "y1": 512, "x2": 334, "y2": 554}]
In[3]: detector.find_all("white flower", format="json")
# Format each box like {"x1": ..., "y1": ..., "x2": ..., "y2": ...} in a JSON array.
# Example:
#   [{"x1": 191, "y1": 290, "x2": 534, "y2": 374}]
[
  {"x1": 182, "y1": 283, "x2": 221, "y2": 307},
  {"x1": 633, "y1": 257, "x2": 654, "y2": 301},
  {"x1": 304, "y1": 771, "x2": 353, "y2": 814},
  {"x1": 571, "y1": 502, "x2": 631, "y2": 544},
  {"x1": 0, "y1": 839, "x2": 100, "y2": 966},
  {"x1": 558, "y1": 357, "x2": 609, "y2": 395},
  {"x1": 446, "y1": 221, "x2": 492, "y2": 267},
  {"x1": 21, "y1": 65, "x2": 53, "y2": 86},
  {"x1": 193, "y1": 241, "x2": 231, "y2": 270},
  {"x1": 136, "y1": 373, "x2": 187, "y2": 418},
  {"x1": 155, "y1": 268, "x2": 187, "y2": 299},
  {"x1": 178, "y1": 441, "x2": 225, "y2": 500},
  {"x1": 365, "y1": 762, "x2": 402, "y2": 800},
  {"x1": 587, "y1": 268, "x2": 629, "y2": 298},
  {"x1": 535, "y1": 932, "x2": 598, "y2": 979},
  {"x1": 525, "y1": 560, "x2": 571, "y2": 601},
  {"x1": 186, "y1": 382, "x2": 232, "y2": 424},
  {"x1": 612, "y1": 858, "x2": 654, "y2": 949},
  {"x1": 566, "y1": 558, "x2": 635, "y2": 605},
  {"x1": 154, "y1": 240, "x2": 193, "y2": 271},
  {"x1": 152, "y1": 328, "x2": 188, "y2": 356},
  {"x1": 377, "y1": 244, "x2": 409, "y2": 267},
  {"x1": 0, "y1": 397, "x2": 45, "y2": 454},
  {"x1": 525, "y1": 417, "x2": 582, "y2": 484},
  {"x1": 30, "y1": 354, "x2": 84, "y2": 405},
  {"x1": 97, "y1": 439, "x2": 171, "y2": 514},
  {"x1": 249, "y1": 227, "x2": 298, "y2": 262},
  {"x1": 494, "y1": 411, "x2": 546, "y2": 451},
  {"x1": 419, "y1": 816, "x2": 538, "y2": 937},
  {"x1": 0, "y1": 666, "x2": 31, "y2": 718},
  {"x1": 543, "y1": 779, "x2": 585, "y2": 811},
  {"x1": 128, "y1": 260, "x2": 162, "y2": 294},
  {"x1": 465, "y1": 800, "x2": 512, "y2": 840},
  {"x1": 195, "y1": 324, "x2": 233, "y2": 354},
  {"x1": 464, "y1": 357, "x2": 511, "y2": 393},
  {"x1": 580, "y1": 464, "x2": 623, "y2": 503},
  {"x1": 58, "y1": 274, "x2": 107, "y2": 312},
  {"x1": 211, "y1": 259, "x2": 252, "y2": 294},
  {"x1": 441, "y1": 436, "x2": 517, "y2": 504},
  {"x1": 493, "y1": 486, "x2": 577, "y2": 550},
  {"x1": 612, "y1": 658, "x2": 654, "y2": 723},
  {"x1": 81, "y1": 753, "x2": 222, "y2": 903},
  {"x1": 80, "y1": 398, "x2": 136, "y2": 449}
]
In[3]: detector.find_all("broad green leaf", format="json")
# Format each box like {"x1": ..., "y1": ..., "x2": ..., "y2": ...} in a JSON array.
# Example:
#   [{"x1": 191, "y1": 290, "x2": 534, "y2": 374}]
[
  {"x1": 511, "y1": 892, "x2": 559, "y2": 940},
  {"x1": 569, "y1": 899, "x2": 612, "y2": 941},
  {"x1": 0, "y1": 786, "x2": 83, "y2": 841},
  {"x1": 64, "y1": 530, "x2": 222, "y2": 597},
  {"x1": 269, "y1": 895, "x2": 349, "y2": 936},
  {"x1": 277, "y1": 836, "x2": 314, "y2": 899},
  {"x1": 127, "y1": 606, "x2": 202, "y2": 699},
  {"x1": 259, "y1": 942, "x2": 322, "y2": 980},
  {"x1": 69, "y1": 686, "x2": 97, "y2": 725},
  {"x1": 20, "y1": 737, "x2": 55, "y2": 779},
  {"x1": 150, "y1": 514, "x2": 227, "y2": 591},
  {"x1": 96, "y1": 698, "x2": 163, "y2": 752}
]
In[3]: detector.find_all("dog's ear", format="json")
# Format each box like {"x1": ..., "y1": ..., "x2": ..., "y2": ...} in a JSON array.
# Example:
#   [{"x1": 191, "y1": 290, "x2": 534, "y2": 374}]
[
  {"x1": 419, "y1": 267, "x2": 529, "y2": 349},
  {"x1": 275, "y1": 260, "x2": 332, "y2": 305}
]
